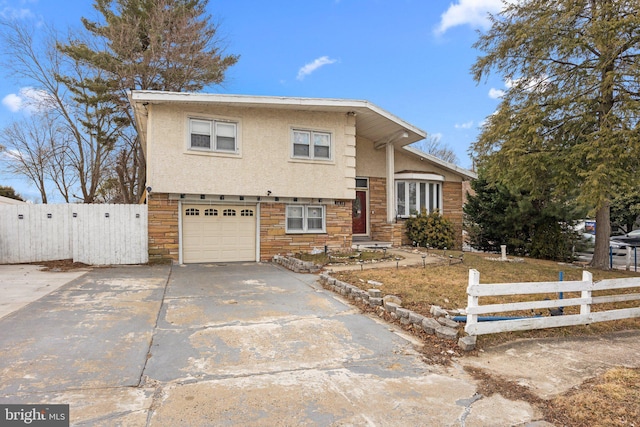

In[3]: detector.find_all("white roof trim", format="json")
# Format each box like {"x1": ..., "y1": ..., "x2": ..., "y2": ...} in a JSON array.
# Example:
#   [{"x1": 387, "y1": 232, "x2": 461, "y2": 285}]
[
  {"x1": 401, "y1": 145, "x2": 477, "y2": 180},
  {"x1": 129, "y1": 90, "x2": 426, "y2": 142},
  {"x1": 394, "y1": 172, "x2": 445, "y2": 181}
]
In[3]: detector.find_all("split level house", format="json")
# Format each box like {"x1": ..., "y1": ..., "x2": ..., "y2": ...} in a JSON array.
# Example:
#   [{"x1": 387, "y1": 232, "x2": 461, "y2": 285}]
[{"x1": 129, "y1": 91, "x2": 477, "y2": 264}]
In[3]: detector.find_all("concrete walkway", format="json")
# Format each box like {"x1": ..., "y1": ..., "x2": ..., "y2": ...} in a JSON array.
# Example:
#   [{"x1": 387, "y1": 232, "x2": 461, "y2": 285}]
[
  {"x1": 0, "y1": 264, "x2": 89, "y2": 319},
  {"x1": 325, "y1": 247, "x2": 447, "y2": 272}
]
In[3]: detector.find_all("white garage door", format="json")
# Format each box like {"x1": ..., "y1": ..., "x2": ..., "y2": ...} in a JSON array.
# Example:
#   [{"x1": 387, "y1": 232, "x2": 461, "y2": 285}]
[{"x1": 182, "y1": 204, "x2": 256, "y2": 263}]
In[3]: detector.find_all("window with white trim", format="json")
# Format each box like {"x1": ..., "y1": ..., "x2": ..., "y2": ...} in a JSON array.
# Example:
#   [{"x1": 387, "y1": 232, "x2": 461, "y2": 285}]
[
  {"x1": 189, "y1": 118, "x2": 237, "y2": 153},
  {"x1": 396, "y1": 181, "x2": 441, "y2": 217},
  {"x1": 292, "y1": 129, "x2": 331, "y2": 160},
  {"x1": 286, "y1": 205, "x2": 325, "y2": 233}
]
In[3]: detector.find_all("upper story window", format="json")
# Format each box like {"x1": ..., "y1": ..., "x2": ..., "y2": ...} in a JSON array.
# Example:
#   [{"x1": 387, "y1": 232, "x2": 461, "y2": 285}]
[
  {"x1": 292, "y1": 129, "x2": 332, "y2": 160},
  {"x1": 396, "y1": 181, "x2": 442, "y2": 218},
  {"x1": 189, "y1": 118, "x2": 237, "y2": 153}
]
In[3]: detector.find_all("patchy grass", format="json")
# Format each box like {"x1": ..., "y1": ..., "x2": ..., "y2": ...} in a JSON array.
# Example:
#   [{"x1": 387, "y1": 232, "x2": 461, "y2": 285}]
[
  {"x1": 467, "y1": 366, "x2": 640, "y2": 427},
  {"x1": 332, "y1": 252, "x2": 640, "y2": 347},
  {"x1": 544, "y1": 367, "x2": 640, "y2": 427}
]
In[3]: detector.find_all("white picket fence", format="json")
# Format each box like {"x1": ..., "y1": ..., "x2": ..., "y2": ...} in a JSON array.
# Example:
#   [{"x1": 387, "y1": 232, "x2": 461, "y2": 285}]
[
  {"x1": 0, "y1": 204, "x2": 148, "y2": 265},
  {"x1": 465, "y1": 269, "x2": 640, "y2": 336}
]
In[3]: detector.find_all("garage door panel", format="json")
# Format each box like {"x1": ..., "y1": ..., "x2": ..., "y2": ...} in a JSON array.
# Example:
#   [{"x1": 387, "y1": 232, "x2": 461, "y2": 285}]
[{"x1": 182, "y1": 204, "x2": 256, "y2": 263}]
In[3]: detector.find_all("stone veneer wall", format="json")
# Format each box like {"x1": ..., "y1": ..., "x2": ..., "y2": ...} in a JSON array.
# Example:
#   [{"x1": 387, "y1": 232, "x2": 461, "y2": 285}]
[
  {"x1": 145, "y1": 182, "x2": 464, "y2": 263},
  {"x1": 368, "y1": 177, "x2": 463, "y2": 249},
  {"x1": 368, "y1": 177, "x2": 409, "y2": 246},
  {"x1": 147, "y1": 193, "x2": 179, "y2": 263},
  {"x1": 260, "y1": 202, "x2": 352, "y2": 261},
  {"x1": 443, "y1": 181, "x2": 464, "y2": 250}
]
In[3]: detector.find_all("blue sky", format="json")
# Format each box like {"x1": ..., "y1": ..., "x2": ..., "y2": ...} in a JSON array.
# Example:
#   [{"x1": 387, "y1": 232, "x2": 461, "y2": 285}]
[{"x1": 0, "y1": 0, "x2": 508, "y2": 202}]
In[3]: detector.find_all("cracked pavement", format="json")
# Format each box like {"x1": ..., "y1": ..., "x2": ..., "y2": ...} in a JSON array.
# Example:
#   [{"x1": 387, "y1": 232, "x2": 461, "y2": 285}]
[{"x1": 0, "y1": 263, "x2": 545, "y2": 426}]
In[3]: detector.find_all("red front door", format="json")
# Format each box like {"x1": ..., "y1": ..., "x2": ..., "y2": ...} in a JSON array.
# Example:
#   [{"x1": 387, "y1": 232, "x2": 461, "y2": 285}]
[{"x1": 352, "y1": 191, "x2": 367, "y2": 235}]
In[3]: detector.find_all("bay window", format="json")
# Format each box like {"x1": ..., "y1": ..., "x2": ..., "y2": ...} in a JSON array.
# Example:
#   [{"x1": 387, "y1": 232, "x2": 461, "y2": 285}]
[{"x1": 396, "y1": 181, "x2": 441, "y2": 217}]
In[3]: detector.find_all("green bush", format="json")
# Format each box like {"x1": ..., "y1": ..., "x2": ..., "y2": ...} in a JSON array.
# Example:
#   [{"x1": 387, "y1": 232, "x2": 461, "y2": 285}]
[{"x1": 405, "y1": 210, "x2": 456, "y2": 249}]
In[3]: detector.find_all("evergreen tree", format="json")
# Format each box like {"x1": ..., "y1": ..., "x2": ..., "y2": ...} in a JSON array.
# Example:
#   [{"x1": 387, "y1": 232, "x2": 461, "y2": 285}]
[
  {"x1": 610, "y1": 191, "x2": 640, "y2": 234},
  {"x1": 60, "y1": 0, "x2": 239, "y2": 202},
  {"x1": 0, "y1": 185, "x2": 24, "y2": 201},
  {"x1": 464, "y1": 171, "x2": 582, "y2": 261},
  {"x1": 471, "y1": 0, "x2": 640, "y2": 269}
]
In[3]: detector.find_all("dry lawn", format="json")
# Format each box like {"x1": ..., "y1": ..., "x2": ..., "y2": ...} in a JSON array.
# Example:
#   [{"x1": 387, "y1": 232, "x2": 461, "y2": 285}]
[
  {"x1": 333, "y1": 251, "x2": 640, "y2": 347},
  {"x1": 544, "y1": 367, "x2": 640, "y2": 427},
  {"x1": 332, "y1": 251, "x2": 640, "y2": 426},
  {"x1": 467, "y1": 365, "x2": 640, "y2": 427}
]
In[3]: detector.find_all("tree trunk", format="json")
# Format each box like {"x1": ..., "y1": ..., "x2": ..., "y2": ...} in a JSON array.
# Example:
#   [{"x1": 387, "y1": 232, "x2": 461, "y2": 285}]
[{"x1": 591, "y1": 202, "x2": 611, "y2": 269}]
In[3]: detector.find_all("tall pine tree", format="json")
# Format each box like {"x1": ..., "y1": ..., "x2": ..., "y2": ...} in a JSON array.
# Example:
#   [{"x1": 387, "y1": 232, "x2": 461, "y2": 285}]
[
  {"x1": 60, "y1": 0, "x2": 239, "y2": 203},
  {"x1": 471, "y1": 0, "x2": 640, "y2": 269}
]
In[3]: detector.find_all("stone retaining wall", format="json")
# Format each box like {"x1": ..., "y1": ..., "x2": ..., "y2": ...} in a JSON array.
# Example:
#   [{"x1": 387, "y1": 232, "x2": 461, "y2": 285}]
[
  {"x1": 272, "y1": 255, "x2": 323, "y2": 273},
  {"x1": 317, "y1": 272, "x2": 475, "y2": 351}
]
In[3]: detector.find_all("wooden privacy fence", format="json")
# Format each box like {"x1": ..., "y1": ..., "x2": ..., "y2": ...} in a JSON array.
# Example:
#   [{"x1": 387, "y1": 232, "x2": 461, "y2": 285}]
[
  {"x1": 0, "y1": 204, "x2": 148, "y2": 265},
  {"x1": 465, "y1": 269, "x2": 640, "y2": 336}
]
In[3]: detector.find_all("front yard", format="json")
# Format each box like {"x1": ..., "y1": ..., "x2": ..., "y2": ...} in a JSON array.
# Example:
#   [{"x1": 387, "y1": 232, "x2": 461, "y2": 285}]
[
  {"x1": 332, "y1": 251, "x2": 640, "y2": 347},
  {"x1": 330, "y1": 251, "x2": 640, "y2": 427}
]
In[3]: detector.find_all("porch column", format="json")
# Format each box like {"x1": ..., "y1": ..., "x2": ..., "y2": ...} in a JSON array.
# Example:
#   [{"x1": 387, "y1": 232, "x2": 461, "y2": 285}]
[{"x1": 386, "y1": 142, "x2": 395, "y2": 223}]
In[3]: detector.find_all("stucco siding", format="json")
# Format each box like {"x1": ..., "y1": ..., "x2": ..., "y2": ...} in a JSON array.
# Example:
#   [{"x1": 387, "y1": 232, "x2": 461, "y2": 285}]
[
  {"x1": 355, "y1": 136, "x2": 464, "y2": 182},
  {"x1": 146, "y1": 104, "x2": 355, "y2": 199}
]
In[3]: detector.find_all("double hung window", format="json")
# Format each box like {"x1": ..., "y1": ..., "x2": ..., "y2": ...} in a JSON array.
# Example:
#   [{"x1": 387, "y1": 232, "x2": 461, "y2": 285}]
[
  {"x1": 189, "y1": 118, "x2": 237, "y2": 153},
  {"x1": 292, "y1": 129, "x2": 331, "y2": 160},
  {"x1": 286, "y1": 205, "x2": 325, "y2": 233}
]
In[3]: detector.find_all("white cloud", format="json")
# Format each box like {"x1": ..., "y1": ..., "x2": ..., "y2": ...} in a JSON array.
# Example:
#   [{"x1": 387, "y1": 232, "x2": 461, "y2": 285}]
[
  {"x1": 0, "y1": 5, "x2": 34, "y2": 20},
  {"x1": 488, "y1": 88, "x2": 505, "y2": 99},
  {"x1": 297, "y1": 56, "x2": 337, "y2": 81},
  {"x1": 506, "y1": 75, "x2": 549, "y2": 92},
  {"x1": 2, "y1": 94, "x2": 23, "y2": 112},
  {"x1": 430, "y1": 132, "x2": 443, "y2": 142},
  {"x1": 435, "y1": 0, "x2": 505, "y2": 35},
  {"x1": 455, "y1": 121, "x2": 474, "y2": 129},
  {"x1": 2, "y1": 87, "x2": 54, "y2": 114}
]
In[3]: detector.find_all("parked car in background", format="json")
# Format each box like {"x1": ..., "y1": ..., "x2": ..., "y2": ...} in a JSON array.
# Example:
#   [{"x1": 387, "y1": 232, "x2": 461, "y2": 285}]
[
  {"x1": 611, "y1": 229, "x2": 640, "y2": 247},
  {"x1": 581, "y1": 233, "x2": 629, "y2": 256}
]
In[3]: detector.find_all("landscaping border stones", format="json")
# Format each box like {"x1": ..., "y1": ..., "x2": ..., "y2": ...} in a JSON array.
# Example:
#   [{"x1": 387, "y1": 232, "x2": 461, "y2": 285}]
[
  {"x1": 317, "y1": 273, "x2": 476, "y2": 351},
  {"x1": 273, "y1": 255, "x2": 322, "y2": 273}
]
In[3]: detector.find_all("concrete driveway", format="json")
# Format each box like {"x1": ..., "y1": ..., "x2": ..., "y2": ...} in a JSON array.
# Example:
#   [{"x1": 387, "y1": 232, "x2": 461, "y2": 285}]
[{"x1": 0, "y1": 263, "x2": 545, "y2": 426}]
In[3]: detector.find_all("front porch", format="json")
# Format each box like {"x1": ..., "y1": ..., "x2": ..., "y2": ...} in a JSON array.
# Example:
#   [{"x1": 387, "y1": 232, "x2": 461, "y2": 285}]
[{"x1": 351, "y1": 237, "x2": 393, "y2": 250}]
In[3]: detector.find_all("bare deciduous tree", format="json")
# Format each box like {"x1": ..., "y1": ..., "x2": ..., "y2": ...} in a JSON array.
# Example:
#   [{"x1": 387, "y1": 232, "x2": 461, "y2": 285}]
[
  {"x1": 411, "y1": 134, "x2": 459, "y2": 164},
  {"x1": 0, "y1": 116, "x2": 57, "y2": 203},
  {"x1": 0, "y1": 20, "x2": 124, "y2": 203}
]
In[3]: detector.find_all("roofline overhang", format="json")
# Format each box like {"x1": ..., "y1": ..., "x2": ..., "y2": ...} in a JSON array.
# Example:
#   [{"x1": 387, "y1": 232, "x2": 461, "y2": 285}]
[
  {"x1": 129, "y1": 90, "x2": 426, "y2": 146},
  {"x1": 401, "y1": 145, "x2": 477, "y2": 180}
]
